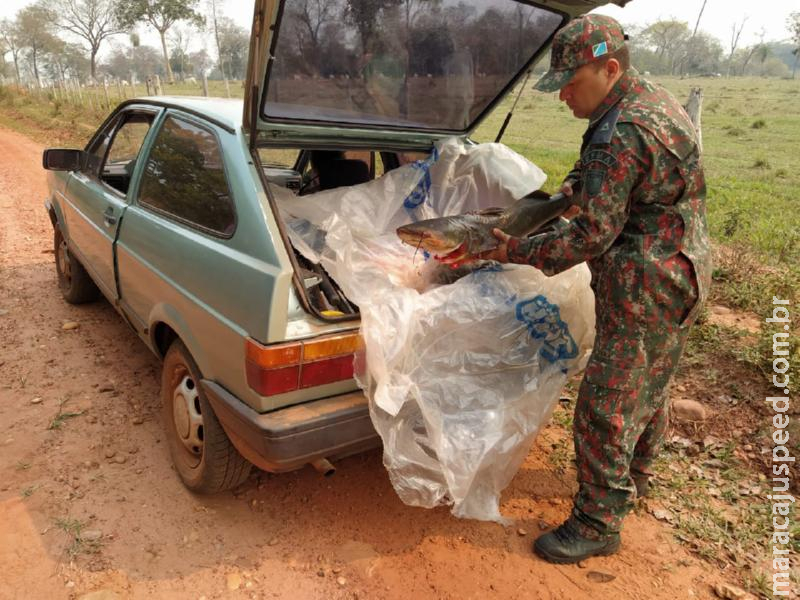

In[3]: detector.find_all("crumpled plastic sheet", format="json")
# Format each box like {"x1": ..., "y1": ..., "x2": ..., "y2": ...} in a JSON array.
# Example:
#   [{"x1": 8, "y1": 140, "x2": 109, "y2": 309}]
[{"x1": 272, "y1": 138, "x2": 596, "y2": 523}]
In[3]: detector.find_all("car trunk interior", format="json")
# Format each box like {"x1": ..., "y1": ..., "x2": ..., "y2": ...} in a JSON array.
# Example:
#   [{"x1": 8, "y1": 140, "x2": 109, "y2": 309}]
[{"x1": 254, "y1": 145, "x2": 430, "y2": 324}]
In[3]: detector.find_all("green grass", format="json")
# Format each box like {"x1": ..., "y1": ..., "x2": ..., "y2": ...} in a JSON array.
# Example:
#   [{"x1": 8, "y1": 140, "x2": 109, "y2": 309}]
[
  {"x1": 20, "y1": 485, "x2": 38, "y2": 497},
  {"x1": 47, "y1": 396, "x2": 84, "y2": 430},
  {"x1": 54, "y1": 517, "x2": 102, "y2": 558},
  {"x1": 651, "y1": 444, "x2": 798, "y2": 597}
]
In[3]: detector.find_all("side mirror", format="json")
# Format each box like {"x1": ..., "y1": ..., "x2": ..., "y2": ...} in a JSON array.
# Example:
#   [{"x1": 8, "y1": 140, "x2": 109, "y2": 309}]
[{"x1": 42, "y1": 148, "x2": 84, "y2": 171}]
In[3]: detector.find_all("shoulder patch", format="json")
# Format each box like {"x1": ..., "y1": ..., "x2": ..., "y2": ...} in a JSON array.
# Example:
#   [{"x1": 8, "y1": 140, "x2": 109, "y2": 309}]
[
  {"x1": 589, "y1": 104, "x2": 622, "y2": 146},
  {"x1": 580, "y1": 148, "x2": 617, "y2": 196},
  {"x1": 582, "y1": 149, "x2": 616, "y2": 168}
]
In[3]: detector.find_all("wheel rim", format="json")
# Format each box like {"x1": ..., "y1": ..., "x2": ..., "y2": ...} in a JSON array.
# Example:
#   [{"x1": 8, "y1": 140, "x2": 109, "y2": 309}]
[
  {"x1": 56, "y1": 236, "x2": 72, "y2": 286},
  {"x1": 172, "y1": 373, "x2": 204, "y2": 459}
]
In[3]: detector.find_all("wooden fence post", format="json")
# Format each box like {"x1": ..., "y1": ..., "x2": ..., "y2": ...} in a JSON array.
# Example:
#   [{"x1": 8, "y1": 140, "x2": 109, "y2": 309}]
[
  {"x1": 103, "y1": 78, "x2": 111, "y2": 108},
  {"x1": 202, "y1": 73, "x2": 209, "y2": 97},
  {"x1": 683, "y1": 87, "x2": 703, "y2": 153},
  {"x1": 154, "y1": 74, "x2": 163, "y2": 95}
]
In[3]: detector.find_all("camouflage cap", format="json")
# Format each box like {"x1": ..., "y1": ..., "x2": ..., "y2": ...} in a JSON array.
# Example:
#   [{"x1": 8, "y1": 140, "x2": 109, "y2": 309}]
[{"x1": 534, "y1": 14, "x2": 627, "y2": 93}]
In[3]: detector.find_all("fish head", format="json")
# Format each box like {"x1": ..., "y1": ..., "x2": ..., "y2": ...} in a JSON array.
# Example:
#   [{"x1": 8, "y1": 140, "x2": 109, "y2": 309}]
[{"x1": 396, "y1": 221, "x2": 462, "y2": 256}]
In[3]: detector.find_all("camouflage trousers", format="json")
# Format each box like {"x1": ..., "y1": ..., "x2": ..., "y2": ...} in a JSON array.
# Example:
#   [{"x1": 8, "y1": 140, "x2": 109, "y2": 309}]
[{"x1": 568, "y1": 318, "x2": 693, "y2": 539}]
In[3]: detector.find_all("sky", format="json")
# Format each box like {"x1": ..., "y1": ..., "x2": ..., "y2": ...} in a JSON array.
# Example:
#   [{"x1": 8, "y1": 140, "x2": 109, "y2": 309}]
[{"x1": 0, "y1": 0, "x2": 797, "y2": 60}]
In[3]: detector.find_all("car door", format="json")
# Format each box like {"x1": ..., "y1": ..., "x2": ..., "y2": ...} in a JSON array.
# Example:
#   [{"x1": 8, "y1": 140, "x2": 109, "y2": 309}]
[
  {"x1": 116, "y1": 111, "x2": 241, "y2": 363},
  {"x1": 63, "y1": 108, "x2": 158, "y2": 300}
]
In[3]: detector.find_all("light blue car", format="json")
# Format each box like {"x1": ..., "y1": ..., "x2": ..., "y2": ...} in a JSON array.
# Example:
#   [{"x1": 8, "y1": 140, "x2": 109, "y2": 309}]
[{"x1": 42, "y1": 0, "x2": 619, "y2": 492}]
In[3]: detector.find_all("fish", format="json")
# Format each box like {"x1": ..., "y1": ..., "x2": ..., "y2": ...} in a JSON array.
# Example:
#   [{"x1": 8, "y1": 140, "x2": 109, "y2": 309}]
[{"x1": 396, "y1": 190, "x2": 573, "y2": 264}]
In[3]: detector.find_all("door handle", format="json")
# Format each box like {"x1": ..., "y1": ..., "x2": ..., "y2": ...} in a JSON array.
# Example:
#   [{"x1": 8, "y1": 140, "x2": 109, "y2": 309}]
[{"x1": 103, "y1": 207, "x2": 117, "y2": 226}]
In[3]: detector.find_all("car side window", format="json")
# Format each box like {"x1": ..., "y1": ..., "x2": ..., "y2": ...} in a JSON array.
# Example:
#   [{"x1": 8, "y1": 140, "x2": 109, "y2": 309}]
[
  {"x1": 101, "y1": 113, "x2": 155, "y2": 195},
  {"x1": 84, "y1": 116, "x2": 119, "y2": 176},
  {"x1": 137, "y1": 115, "x2": 236, "y2": 237}
]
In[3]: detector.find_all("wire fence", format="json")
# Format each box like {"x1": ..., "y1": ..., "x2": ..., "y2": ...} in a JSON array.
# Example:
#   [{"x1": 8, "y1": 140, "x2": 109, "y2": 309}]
[{"x1": 2, "y1": 74, "x2": 243, "y2": 112}]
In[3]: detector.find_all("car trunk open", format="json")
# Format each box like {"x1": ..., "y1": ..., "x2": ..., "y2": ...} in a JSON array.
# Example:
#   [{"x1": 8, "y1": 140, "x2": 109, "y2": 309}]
[{"x1": 242, "y1": 0, "x2": 629, "y2": 324}]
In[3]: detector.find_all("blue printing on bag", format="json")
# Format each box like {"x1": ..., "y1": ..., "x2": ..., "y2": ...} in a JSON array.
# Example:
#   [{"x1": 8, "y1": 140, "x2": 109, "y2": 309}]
[
  {"x1": 515, "y1": 295, "x2": 578, "y2": 368},
  {"x1": 402, "y1": 146, "x2": 440, "y2": 214}
]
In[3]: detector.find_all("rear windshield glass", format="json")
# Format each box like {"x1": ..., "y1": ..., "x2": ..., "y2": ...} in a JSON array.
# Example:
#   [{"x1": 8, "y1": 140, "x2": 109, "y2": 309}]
[{"x1": 263, "y1": 0, "x2": 563, "y2": 131}]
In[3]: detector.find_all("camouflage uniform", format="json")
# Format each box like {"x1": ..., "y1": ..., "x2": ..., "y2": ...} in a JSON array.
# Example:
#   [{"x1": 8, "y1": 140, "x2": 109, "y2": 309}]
[{"x1": 506, "y1": 17, "x2": 712, "y2": 539}]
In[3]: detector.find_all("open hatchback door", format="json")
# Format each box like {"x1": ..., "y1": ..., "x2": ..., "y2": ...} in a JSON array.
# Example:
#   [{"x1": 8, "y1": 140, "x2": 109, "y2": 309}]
[
  {"x1": 242, "y1": 0, "x2": 630, "y2": 324},
  {"x1": 244, "y1": 0, "x2": 630, "y2": 148}
]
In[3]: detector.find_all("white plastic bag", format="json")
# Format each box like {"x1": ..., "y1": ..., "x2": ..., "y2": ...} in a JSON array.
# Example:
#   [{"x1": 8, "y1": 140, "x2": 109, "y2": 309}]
[{"x1": 274, "y1": 138, "x2": 595, "y2": 522}]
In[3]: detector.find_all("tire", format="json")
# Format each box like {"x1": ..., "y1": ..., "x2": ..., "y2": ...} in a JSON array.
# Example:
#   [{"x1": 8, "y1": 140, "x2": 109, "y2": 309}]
[
  {"x1": 54, "y1": 226, "x2": 100, "y2": 304},
  {"x1": 161, "y1": 339, "x2": 252, "y2": 493}
]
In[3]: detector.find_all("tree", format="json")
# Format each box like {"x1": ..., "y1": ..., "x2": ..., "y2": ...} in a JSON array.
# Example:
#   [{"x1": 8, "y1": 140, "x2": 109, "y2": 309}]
[
  {"x1": 737, "y1": 44, "x2": 759, "y2": 76},
  {"x1": 168, "y1": 25, "x2": 193, "y2": 79},
  {"x1": 642, "y1": 20, "x2": 689, "y2": 74},
  {"x1": 215, "y1": 17, "x2": 248, "y2": 79},
  {"x1": 16, "y1": 1, "x2": 60, "y2": 86},
  {"x1": 0, "y1": 19, "x2": 23, "y2": 83},
  {"x1": 726, "y1": 17, "x2": 748, "y2": 77},
  {"x1": 682, "y1": 32, "x2": 723, "y2": 76},
  {"x1": 756, "y1": 44, "x2": 770, "y2": 75},
  {"x1": 0, "y1": 38, "x2": 6, "y2": 79},
  {"x1": 287, "y1": 0, "x2": 339, "y2": 75},
  {"x1": 207, "y1": 0, "x2": 231, "y2": 87},
  {"x1": 115, "y1": 0, "x2": 204, "y2": 84},
  {"x1": 60, "y1": 0, "x2": 122, "y2": 81},
  {"x1": 102, "y1": 45, "x2": 134, "y2": 79},
  {"x1": 788, "y1": 12, "x2": 800, "y2": 79},
  {"x1": 675, "y1": 0, "x2": 708, "y2": 75},
  {"x1": 691, "y1": 0, "x2": 708, "y2": 38},
  {"x1": 344, "y1": 0, "x2": 402, "y2": 55},
  {"x1": 128, "y1": 32, "x2": 140, "y2": 80},
  {"x1": 188, "y1": 48, "x2": 212, "y2": 76},
  {"x1": 47, "y1": 40, "x2": 90, "y2": 82}
]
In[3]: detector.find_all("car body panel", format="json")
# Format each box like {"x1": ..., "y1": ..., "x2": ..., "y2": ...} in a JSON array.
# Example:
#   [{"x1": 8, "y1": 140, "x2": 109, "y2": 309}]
[{"x1": 61, "y1": 168, "x2": 126, "y2": 301}]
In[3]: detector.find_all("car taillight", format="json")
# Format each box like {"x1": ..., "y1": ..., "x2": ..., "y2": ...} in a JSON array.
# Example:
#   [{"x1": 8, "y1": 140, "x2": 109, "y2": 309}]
[{"x1": 245, "y1": 332, "x2": 363, "y2": 396}]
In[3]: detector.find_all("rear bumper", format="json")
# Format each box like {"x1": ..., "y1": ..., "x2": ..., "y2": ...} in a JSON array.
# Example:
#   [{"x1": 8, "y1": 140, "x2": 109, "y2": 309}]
[{"x1": 201, "y1": 380, "x2": 380, "y2": 473}]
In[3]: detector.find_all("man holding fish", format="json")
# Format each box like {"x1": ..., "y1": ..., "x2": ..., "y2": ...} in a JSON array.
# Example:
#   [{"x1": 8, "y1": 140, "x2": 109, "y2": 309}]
[{"x1": 398, "y1": 14, "x2": 711, "y2": 563}]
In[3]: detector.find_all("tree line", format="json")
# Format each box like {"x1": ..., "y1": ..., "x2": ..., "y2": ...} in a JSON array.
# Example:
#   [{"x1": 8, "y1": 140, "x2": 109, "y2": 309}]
[
  {"x1": 619, "y1": 13, "x2": 800, "y2": 79},
  {"x1": 1, "y1": 1, "x2": 799, "y2": 88},
  {"x1": 0, "y1": 0, "x2": 249, "y2": 87}
]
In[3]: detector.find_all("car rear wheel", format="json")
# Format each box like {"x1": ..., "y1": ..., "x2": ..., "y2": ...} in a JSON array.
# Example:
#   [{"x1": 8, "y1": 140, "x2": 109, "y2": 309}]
[
  {"x1": 54, "y1": 226, "x2": 100, "y2": 304},
  {"x1": 161, "y1": 339, "x2": 251, "y2": 492}
]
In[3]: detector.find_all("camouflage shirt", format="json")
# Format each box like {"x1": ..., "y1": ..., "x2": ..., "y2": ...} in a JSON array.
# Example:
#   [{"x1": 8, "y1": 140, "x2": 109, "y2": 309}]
[{"x1": 508, "y1": 69, "x2": 711, "y2": 331}]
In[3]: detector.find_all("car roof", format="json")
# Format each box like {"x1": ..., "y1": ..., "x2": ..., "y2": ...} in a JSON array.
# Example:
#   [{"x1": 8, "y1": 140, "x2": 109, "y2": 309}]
[{"x1": 136, "y1": 96, "x2": 243, "y2": 131}]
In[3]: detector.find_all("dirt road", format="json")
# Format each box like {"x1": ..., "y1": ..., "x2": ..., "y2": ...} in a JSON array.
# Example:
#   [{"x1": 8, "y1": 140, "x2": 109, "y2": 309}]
[{"x1": 0, "y1": 125, "x2": 723, "y2": 600}]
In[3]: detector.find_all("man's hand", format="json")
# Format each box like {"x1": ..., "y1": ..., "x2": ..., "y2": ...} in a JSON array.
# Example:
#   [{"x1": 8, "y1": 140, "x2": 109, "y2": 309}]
[
  {"x1": 476, "y1": 184, "x2": 581, "y2": 264},
  {"x1": 560, "y1": 180, "x2": 582, "y2": 220},
  {"x1": 476, "y1": 228, "x2": 514, "y2": 263}
]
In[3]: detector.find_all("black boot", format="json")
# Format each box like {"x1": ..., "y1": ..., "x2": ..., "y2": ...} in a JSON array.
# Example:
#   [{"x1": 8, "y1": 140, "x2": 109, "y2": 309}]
[
  {"x1": 633, "y1": 475, "x2": 650, "y2": 498},
  {"x1": 633, "y1": 476, "x2": 649, "y2": 498},
  {"x1": 533, "y1": 520, "x2": 620, "y2": 564}
]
